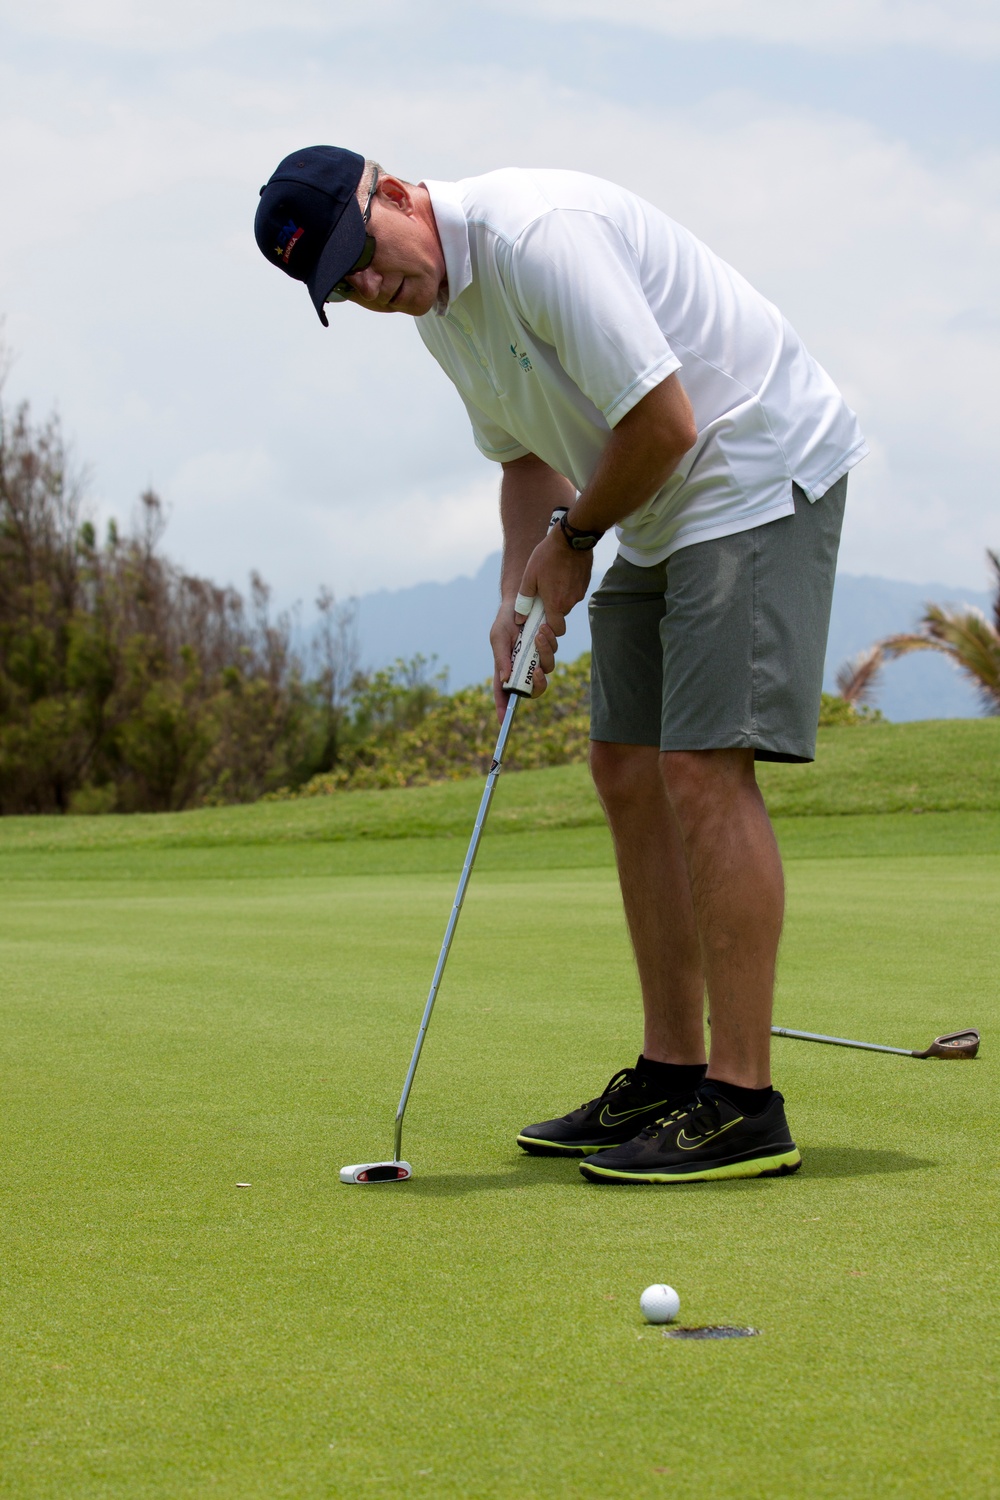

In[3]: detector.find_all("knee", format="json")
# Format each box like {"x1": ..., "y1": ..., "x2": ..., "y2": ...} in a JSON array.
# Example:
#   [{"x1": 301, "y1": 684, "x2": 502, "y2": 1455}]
[
  {"x1": 660, "y1": 749, "x2": 756, "y2": 827},
  {"x1": 589, "y1": 740, "x2": 662, "y2": 814}
]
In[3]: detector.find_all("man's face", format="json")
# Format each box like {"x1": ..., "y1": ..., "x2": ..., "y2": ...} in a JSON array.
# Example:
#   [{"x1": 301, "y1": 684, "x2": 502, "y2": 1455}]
[{"x1": 337, "y1": 177, "x2": 446, "y2": 317}]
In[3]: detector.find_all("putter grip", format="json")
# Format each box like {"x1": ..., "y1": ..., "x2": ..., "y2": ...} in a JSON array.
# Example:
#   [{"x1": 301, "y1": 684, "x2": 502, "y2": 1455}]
[
  {"x1": 504, "y1": 596, "x2": 547, "y2": 697},
  {"x1": 502, "y1": 507, "x2": 568, "y2": 698}
]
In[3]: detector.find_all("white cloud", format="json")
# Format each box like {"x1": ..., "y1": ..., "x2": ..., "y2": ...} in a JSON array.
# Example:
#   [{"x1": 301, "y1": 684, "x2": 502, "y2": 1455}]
[
  {"x1": 0, "y1": 0, "x2": 394, "y2": 49},
  {"x1": 165, "y1": 449, "x2": 501, "y2": 599},
  {"x1": 506, "y1": 0, "x2": 1000, "y2": 56},
  {"x1": 8, "y1": 0, "x2": 1000, "y2": 54}
]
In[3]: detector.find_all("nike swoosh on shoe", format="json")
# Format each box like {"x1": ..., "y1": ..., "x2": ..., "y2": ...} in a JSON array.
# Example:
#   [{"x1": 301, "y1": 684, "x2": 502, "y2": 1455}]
[
  {"x1": 675, "y1": 1117, "x2": 743, "y2": 1151},
  {"x1": 598, "y1": 1098, "x2": 673, "y2": 1128}
]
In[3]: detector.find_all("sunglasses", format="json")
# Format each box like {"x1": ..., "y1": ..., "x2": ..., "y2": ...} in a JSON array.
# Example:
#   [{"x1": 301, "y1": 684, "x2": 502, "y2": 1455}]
[{"x1": 325, "y1": 168, "x2": 379, "y2": 304}]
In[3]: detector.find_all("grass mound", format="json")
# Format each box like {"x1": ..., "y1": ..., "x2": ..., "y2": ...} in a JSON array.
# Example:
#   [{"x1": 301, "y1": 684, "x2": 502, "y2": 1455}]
[
  {"x1": 756, "y1": 716, "x2": 1000, "y2": 816},
  {"x1": 0, "y1": 719, "x2": 996, "y2": 859}
]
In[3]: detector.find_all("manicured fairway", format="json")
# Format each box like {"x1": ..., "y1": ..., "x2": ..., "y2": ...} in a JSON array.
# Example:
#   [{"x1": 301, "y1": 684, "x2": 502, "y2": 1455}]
[{"x1": 1, "y1": 802, "x2": 997, "y2": 1495}]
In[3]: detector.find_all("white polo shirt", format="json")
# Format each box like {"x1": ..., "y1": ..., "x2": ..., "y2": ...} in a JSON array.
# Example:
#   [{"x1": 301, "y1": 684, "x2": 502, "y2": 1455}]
[{"x1": 416, "y1": 169, "x2": 867, "y2": 567}]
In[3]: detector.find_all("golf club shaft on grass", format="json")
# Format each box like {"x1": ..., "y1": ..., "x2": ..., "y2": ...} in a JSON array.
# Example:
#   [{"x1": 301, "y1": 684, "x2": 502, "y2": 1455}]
[
  {"x1": 392, "y1": 509, "x2": 568, "y2": 1165},
  {"x1": 772, "y1": 1026, "x2": 917, "y2": 1056},
  {"x1": 771, "y1": 1025, "x2": 980, "y2": 1059}
]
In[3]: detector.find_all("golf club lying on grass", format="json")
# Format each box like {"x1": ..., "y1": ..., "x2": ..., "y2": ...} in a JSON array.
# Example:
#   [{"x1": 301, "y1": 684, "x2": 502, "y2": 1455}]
[
  {"x1": 771, "y1": 1025, "x2": 980, "y2": 1059},
  {"x1": 340, "y1": 508, "x2": 570, "y2": 1185}
]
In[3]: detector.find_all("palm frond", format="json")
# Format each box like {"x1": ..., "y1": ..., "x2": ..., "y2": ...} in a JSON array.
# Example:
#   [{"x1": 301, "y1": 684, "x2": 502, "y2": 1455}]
[
  {"x1": 988, "y1": 549, "x2": 1000, "y2": 636},
  {"x1": 834, "y1": 645, "x2": 884, "y2": 704},
  {"x1": 880, "y1": 602, "x2": 1000, "y2": 714}
]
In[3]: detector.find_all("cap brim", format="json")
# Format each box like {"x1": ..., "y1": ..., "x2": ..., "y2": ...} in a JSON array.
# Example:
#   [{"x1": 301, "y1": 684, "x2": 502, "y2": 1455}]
[{"x1": 307, "y1": 198, "x2": 367, "y2": 327}]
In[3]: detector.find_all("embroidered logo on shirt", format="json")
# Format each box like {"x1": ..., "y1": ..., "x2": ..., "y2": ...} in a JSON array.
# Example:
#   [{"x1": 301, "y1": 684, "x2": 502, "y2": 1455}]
[{"x1": 509, "y1": 342, "x2": 533, "y2": 372}]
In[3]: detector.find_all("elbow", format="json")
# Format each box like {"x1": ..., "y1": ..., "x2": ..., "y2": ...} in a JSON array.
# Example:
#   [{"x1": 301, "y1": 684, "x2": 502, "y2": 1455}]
[
  {"x1": 655, "y1": 420, "x2": 697, "y2": 481},
  {"x1": 675, "y1": 416, "x2": 699, "y2": 459}
]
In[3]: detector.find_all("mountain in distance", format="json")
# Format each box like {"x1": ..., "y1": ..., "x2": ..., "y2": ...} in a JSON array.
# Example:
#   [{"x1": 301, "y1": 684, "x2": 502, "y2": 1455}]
[{"x1": 353, "y1": 552, "x2": 992, "y2": 723}]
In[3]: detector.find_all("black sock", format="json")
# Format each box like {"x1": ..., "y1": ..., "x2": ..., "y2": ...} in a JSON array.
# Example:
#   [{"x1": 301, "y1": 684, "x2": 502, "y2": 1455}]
[
  {"x1": 706, "y1": 1078, "x2": 774, "y2": 1116},
  {"x1": 635, "y1": 1056, "x2": 707, "y2": 1093}
]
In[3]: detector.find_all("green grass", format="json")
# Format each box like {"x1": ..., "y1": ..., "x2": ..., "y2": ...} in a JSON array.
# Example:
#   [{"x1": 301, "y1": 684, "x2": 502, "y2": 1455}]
[
  {"x1": 0, "y1": 718, "x2": 996, "y2": 861},
  {"x1": 1, "y1": 719, "x2": 998, "y2": 1497}
]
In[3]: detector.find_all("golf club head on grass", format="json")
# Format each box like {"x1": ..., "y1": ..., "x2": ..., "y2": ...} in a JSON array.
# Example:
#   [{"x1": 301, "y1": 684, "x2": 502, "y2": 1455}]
[
  {"x1": 339, "y1": 1161, "x2": 413, "y2": 1185},
  {"x1": 915, "y1": 1029, "x2": 980, "y2": 1059}
]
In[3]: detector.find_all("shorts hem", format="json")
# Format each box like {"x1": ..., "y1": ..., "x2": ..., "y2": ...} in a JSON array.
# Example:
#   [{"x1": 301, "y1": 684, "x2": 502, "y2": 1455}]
[
  {"x1": 660, "y1": 735, "x2": 816, "y2": 764},
  {"x1": 588, "y1": 731, "x2": 816, "y2": 764}
]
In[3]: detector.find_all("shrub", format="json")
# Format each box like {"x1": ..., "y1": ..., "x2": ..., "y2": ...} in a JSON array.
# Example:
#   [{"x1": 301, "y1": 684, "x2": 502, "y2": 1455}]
[
  {"x1": 818, "y1": 692, "x2": 884, "y2": 728},
  {"x1": 274, "y1": 653, "x2": 592, "y2": 796}
]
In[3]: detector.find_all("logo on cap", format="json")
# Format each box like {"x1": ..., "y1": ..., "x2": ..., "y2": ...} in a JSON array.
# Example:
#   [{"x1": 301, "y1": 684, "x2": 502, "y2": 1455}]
[{"x1": 274, "y1": 220, "x2": 305, "y2": 264}]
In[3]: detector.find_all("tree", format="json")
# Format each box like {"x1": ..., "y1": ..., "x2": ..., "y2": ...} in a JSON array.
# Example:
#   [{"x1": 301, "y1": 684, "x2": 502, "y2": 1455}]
[
  {"x1": 878, "y1": 550, "x2": 1000, "y2": 715},
  {"x1": 0, "y1": 356, "x2": 358, "y2": 814},
  {"x1": 0, "y1": 392, "x2": 93, "y2": 811},
  {"x1": 306, "y1": 584, "x2": 360, "y2": 776}
]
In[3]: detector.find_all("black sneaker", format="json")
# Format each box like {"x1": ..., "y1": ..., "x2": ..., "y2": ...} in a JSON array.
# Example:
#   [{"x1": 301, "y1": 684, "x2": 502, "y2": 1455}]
[
  {"x1": 516, "y1": 1061, "x2": 702, "y2": 1157},
  {"x1": 578, "y1": 1084, "x2": 802, "y2": 1183}
]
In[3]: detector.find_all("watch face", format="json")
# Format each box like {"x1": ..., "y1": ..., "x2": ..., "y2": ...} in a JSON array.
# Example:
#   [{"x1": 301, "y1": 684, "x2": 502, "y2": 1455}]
[{"x1": 570, "y1": 534, "x2": 598, "y2": 550}]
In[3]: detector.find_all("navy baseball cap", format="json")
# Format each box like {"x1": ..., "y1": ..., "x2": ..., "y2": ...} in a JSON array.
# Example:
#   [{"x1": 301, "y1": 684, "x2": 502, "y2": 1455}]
[{"x1": 255, "y1": 145, "x2": 367, "y2": 327}]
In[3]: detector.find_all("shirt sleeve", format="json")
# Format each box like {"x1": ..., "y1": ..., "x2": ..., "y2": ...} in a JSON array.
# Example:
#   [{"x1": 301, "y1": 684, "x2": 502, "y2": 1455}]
[
  {"x1": 507, "y1": 210, "x2": 681, "y2": 426},
  {"x1": 458, "y1": 393, "x2": 531, "y2": 463}
]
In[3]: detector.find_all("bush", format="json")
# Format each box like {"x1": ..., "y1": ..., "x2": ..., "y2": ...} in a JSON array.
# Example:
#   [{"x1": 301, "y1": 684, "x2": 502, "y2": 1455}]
[
  {"x1": 818, "y1": 692, "x2": 884, "y2": 727},
  {"x1": 274, "y1": 653, "x2": 592, "y2": 796}
]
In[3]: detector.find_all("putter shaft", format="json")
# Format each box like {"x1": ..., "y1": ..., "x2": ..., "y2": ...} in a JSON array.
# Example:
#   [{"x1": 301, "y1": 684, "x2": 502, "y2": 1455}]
[
  {"x1": 771, "y1": 1024, "x2": 979, "y2": 1059},
  {"x1": 393, "y1": 692, "x2": 520, "y2": 1162}
]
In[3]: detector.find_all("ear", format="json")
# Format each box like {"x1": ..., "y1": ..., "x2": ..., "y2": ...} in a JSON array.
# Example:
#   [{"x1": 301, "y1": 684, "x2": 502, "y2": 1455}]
[{"x1": 376, "y1": 176, "x2": 415, "y2": 215}]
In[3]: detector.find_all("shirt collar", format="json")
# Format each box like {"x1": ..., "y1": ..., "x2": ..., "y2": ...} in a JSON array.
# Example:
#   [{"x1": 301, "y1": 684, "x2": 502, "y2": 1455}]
[{"x1": 422, "y1": 179, "x2": 472, "y2": 314}]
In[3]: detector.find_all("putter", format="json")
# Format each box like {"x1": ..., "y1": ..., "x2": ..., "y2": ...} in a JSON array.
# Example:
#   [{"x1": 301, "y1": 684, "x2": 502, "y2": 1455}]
[
  {"x1": 771, "y1": 1025, "x2": 980, "y2": 1059},
  {"x1": 340, "y1": 508, "x2": 569, "y2": 1185}
]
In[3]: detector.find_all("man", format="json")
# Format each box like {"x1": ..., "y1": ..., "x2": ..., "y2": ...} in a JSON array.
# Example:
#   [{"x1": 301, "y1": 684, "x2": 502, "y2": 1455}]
[{"x1": 255, "y1": 146, "x2": 867, "y2": 1185}]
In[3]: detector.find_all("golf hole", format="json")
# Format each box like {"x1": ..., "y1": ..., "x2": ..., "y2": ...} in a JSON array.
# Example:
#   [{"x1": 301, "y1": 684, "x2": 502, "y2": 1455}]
[{"x1": 664, "y1": 1325, "x2": 759, "y2": 1340}]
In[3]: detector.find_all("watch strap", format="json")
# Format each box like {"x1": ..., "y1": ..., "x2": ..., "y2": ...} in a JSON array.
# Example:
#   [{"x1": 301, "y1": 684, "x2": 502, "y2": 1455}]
[{"x1": 559, "y1": 515, "x2": 605, "y2": 550}]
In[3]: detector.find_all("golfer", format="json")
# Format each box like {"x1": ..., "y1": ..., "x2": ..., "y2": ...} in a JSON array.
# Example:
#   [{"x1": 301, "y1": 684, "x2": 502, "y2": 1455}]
[{"x1": 255, "y1": 147, "x2": 867, "y2": 1184}]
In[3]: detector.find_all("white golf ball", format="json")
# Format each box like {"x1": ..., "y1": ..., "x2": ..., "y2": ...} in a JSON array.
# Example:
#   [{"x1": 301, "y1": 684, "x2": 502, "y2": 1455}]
[{"x1": 640, "y1": 1283, "x2": 680, "y2": 1324}]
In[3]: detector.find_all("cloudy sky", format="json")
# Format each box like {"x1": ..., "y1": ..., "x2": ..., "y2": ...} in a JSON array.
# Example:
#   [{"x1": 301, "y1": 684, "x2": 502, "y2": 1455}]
[{"x1": 1, "y1": 1, "x2": 998, "y2": 611}]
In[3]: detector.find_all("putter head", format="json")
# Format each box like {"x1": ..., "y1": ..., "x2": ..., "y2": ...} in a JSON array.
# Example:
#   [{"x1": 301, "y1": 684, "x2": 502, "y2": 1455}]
[
  {"x1": 339, "y1": 1161, "x2": 413, "y2": 1185},
  {"x1": 919, "y1": 1029, "x2": 980, "y2": 1059}
]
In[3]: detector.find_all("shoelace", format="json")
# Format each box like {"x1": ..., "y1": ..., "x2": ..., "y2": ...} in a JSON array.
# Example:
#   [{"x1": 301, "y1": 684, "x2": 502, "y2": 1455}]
[
  {"x1": 566, "y1": 1068, "x2": 636, "y2": 1117},
  {"x1": 599, "y1": 1068, "x2": 636, "y2": 1099},
  {"x1": 636, "y1": 1093, "x2": 719, "y2": 1142}
]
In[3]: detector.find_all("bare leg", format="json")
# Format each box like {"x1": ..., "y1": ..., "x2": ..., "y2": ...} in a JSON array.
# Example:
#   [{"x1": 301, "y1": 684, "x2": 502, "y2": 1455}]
[
  {"x1": 661, "y1": 748, "x2": 783, "y2": 1090},
  {"x1": 589, "y1": 741, "x2": 706, "y2": 1065}
]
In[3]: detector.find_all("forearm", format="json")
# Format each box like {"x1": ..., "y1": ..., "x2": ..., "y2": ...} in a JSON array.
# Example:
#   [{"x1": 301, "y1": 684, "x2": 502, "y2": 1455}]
[
  {"x1": 567, "y1": 372, "x2": 698, "y2": 534},
  {"x1": 499, "y1": 457, "x2": 576, "y2": 602}
]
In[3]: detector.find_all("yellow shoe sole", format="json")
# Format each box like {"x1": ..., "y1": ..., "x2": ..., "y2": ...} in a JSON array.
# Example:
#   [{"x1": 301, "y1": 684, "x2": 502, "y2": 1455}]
[
  {"x1": 516, "y1": 1134, "x2": 608, "y2": 1157},
  {"x1": 580, "y1": 1148, "x2": 803, "y2": 1184}
]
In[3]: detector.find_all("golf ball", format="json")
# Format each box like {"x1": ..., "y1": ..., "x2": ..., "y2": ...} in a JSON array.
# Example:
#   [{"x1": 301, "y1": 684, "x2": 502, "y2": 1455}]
[{"x1": 640, "y1": 1284, "x2": 680, "y2": 1324}]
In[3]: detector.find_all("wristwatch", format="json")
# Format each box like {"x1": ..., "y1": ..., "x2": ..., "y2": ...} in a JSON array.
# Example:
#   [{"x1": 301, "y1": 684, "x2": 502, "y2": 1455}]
[{"x1": 559, "y1": 515, "x2": 605, "y2": 551}]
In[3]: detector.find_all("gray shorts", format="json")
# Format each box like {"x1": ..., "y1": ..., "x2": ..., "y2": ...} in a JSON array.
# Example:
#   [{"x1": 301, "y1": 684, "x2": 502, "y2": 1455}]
[{"x1": 589, "y1": 478, "x2": 847, "y2": 764}]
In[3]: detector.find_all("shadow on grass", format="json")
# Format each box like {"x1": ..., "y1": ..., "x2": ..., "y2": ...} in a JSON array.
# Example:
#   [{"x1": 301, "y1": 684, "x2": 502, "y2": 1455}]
[
  {"x1": 399, "y1": 1145, "x2": 935, "y2": 1195},
  {"x1": 402, "y1": 1157, "x2": 574, "y2": 1197},
  {"x1": 800, "y1": 1145, "x2": 936, "y2": 1178}
]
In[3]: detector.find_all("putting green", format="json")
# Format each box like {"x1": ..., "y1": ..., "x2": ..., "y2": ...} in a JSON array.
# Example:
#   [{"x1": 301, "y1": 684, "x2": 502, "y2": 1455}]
[{"x1": 0, "y1": 814, "x2": 997, "y2": 1496}]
